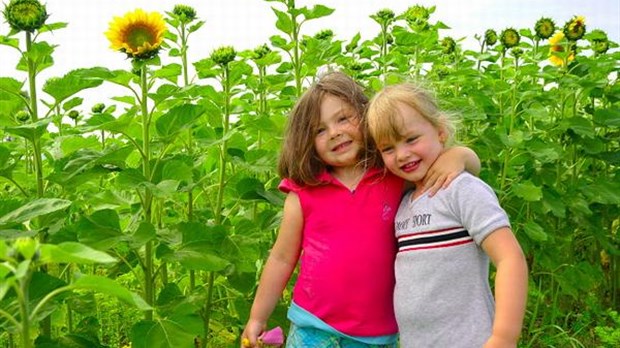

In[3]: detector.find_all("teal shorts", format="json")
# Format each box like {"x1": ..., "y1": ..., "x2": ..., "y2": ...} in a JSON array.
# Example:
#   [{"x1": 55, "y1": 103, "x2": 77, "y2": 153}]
[{"x1": 286, "y1": 324, "x2": 398, "y2": 348}]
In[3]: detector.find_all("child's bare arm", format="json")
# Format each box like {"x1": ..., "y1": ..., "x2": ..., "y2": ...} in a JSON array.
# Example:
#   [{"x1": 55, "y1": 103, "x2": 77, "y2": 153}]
[
  {"x1": 424, "y1": 146, "x2": 481, "y2": 196},
  {"x1": 482, "y1": 227, "x2": 528, "y2": 347},
  {"x1": 241, "y1": 193, "x2": 303, "y2": 347}
]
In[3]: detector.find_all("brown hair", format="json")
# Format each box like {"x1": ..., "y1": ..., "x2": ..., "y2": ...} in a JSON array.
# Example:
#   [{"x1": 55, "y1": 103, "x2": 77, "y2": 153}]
[
  {"x1": 278, "y1": 71, "x2": 380, "y2": 186},
  {"x1": 367, "y1": 82, "x2": 456, "y2": 146}
]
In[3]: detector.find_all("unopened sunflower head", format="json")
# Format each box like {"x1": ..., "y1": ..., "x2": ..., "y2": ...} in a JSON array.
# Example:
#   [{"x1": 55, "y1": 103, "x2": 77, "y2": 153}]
[
  {"x1": 534, "y1": 17, "x2": 555, "y2": 40},
  {"x1": 563, "y1": 15, "x2": 586, "y2": 41},
  {"x1": 251, "y1": 44, "x2": 271, "y2": 61},
  {"x1": 441, "y1": 37, "x2": 456, "y2": 54},
  {"x1": 105, "y1": 9, "x2": 167, "y2": 60},
  {"x1": 484, "y1": 29, "x2": 498, "y2": 46},
  {"x1": 211, "y1": 46, "x2": 236, "y2": 66},
  {"x1": 3, "y1": 0, "x2": 48, "y2": 33},
  {"x1": 403, "y1": 5, "x2": 430, "y2": 29},
  {"x1": 15, "y1": 110, "x2": 30, "y2": 123},
  {"x1": 548, "y1": 31, "x2": 574, "y2": 67},
  {"x1": 314, "y1": 29, "x2": 334, "y2": 41},
  {"x1": 500, "y1": 28, "x2": 520, "y2": 49},
  {"x1": 588, "y1": 29, "x2": 610, "y2": 55},
  {"x1": 371, "y1": 8, "x2": 395, "y2": 28},
  {"x1": 172, "y1": 4, "x2": 197, "y2": 24},
  {"x1": 91, "y1": 103, "x2": 106, "y2": 114}
]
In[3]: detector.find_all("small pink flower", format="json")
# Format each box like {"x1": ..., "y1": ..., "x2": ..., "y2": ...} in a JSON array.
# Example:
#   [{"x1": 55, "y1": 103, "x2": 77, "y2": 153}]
[{"x1": 258, "y1": 327, "x2": 284, "y2": 346}]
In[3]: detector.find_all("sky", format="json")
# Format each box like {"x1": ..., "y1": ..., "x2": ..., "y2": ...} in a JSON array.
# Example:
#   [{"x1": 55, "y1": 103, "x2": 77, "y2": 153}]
[{"x1": 1, "y1": 0, "x2": 618, "y2": 85}]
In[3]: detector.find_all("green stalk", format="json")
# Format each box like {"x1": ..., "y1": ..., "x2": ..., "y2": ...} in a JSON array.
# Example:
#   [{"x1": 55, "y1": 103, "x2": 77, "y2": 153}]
[
  {"x1": 180, "y1": 21, "x2": 196, "y2": 291},
  {"x1": 290, "y1": 2, "x2": 302, "y2": 96},
  {"x1": 380, "y1": 22, "x2": 389, "y2": 81},
  {"x1": 202, "y1": 62, "x2": 231, "y2": 348},
  {"x1": 140, "y1": 65, "x2": 154, "y2": 321},
  {"x1": 25, "y1": 32, "x2": 44, "y2": 199},
  {"x1": 18, "y1": 271, "x2": 33, "y2": 348},
  {"x1": 499, "y1": 62, "x2": 517, "y2": 195}
]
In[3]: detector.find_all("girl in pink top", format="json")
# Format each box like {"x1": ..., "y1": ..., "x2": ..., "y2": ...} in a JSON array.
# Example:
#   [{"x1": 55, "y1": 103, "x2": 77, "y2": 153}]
[{"x1": 241, "y1": 72, "x2": 480, "y2": 348}]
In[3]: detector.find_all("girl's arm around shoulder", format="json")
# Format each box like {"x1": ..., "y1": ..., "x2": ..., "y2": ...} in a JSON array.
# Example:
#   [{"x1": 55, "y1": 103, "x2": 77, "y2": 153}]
[
  {"x1": 424, "y1": 146, "x2": 481, "y2": 196},
  {"x1": 482, "y1": 227, "x2": 528, "y2": 348},
  {"x1": 241, "y1": 192, "x2": 304, "y2": 348}
]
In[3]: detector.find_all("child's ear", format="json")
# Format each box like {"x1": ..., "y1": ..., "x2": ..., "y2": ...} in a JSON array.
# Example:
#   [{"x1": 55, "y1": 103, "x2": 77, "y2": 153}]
[{"x1": 438, "y1": 125, "x2": 448, "y2": 144}]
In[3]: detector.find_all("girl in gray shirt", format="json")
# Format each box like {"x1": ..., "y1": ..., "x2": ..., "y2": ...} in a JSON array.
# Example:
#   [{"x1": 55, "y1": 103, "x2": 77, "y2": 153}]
[{"x1": 367, "y1": 83, "x2": 528, "y2": 348}]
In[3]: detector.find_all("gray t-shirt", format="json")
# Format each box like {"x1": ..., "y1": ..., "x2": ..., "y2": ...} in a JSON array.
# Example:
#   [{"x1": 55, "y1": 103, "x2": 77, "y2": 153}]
[{"x1": 394, "y1": 172, "x2": 510, "y2": 347}]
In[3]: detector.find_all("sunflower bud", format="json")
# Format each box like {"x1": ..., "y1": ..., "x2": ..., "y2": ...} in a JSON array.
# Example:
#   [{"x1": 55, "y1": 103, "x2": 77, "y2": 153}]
[
  {"x1": 404, "y1": 5, "x2": 430, "y2": 29},
  {"x1": 534, "y1": 17, "x2": 555, "y2": 40},
  {"x1": 314, "y1": 29, "x2": 334, "y2": 41},
  {"x1": 3, "y1": 0, "x2": 48, "y2": 33},
  {"x1": 68, "y1": 110, "x2": 80, "y2": 120},
  {"x1": 500, "y1": 28, "x2": 520, "y2": 49},
  {"x1": 441, "y1": 37, "x2": 456, "y2": 54},
  {"x1": 563, "y1": 15, "x2": 586, "y2": 41},
  {"x1": 589, "y1": 30, "x2": 609, "y2": 55},
  {"x1": 172, "y1": 4, "x2": 197, "y2": 24},
  {"x1": 511, "y1": 47, "x2": 524, "y2": 59},
  {"x1": 484, "y1": 29, "x2": 498, "y2": 46},
  {"x1": 211, "y1": 46, "x2": 236, "y2": 66},
  {"x1": 15, "y1": 110, "x2": 30, "y2": 122},
  {"x1": 12, "y1": 237, "x2": 39, "y2": 261},
  {"x1": 251, "y1": 44, "x2": 271, "y2": 61},
  {"x1": 347, "y1": 61, "x2": 363, "y2": 72},
  {"x1": 91, "y1": 103, "x2": 105, "y2": 114},
  {"x1": 372, "y1": 9, "x2": 395, "y2": 27}
]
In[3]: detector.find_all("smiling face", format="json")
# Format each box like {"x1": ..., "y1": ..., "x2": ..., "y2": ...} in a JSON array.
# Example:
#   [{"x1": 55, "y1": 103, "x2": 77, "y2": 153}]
[
  {"x1": 376, "y1": 102, "x2": 446, "y2": 187},
  {"x1": 313, "y1": 94, "x2": 363, "y2": 171}
]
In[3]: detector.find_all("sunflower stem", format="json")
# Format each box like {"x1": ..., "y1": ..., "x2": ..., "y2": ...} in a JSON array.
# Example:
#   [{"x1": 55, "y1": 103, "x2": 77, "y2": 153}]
[{"x1": 140, "y1": 65, "x2": 154, "y2": 321}]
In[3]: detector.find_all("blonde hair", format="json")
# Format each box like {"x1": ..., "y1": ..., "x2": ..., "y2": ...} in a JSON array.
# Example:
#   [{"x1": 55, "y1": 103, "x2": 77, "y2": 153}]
[
  {"x1": 278, "y1": 71, "x2": 381, "y2": 186},
  {"x1": 367, "y1": 82, "x2": 456, "y2": 146}
]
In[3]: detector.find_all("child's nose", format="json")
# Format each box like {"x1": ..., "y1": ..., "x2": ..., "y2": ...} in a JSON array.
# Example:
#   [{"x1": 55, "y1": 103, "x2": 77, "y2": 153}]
[
  {"x1": 395, "y1": 145, "x2": 409, "y2": 161},
  {"x1": 328, "y1": 126, "x2": 341, "y2": 138}
]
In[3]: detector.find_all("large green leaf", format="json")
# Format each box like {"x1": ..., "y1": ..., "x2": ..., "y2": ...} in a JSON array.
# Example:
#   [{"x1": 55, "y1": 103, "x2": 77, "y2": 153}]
[
  {"x1": 76, "y1": 209, "x2": 124, "y2": 250},
  {"x1": 155, "y1": 103, "x2": 206, "y2": 138},
  {"x1": 511, "y1": 181, "x2": 543, "y2": 202},
  {"x1": 40, "y1": 242, "x2": 117, "y2": 264},
  {"x1": 43, "y1": 68, "x2": 110, "y2": 102},
  {"x1": 522, "y1": 221, "x2": 548, "y2": 242},
  {"x1": 72, "y1": 275, "x2": 151, "y2": 311},
  {"x1": 0, "y1": 198, "x2": 72, "y2": 224},
  {"x1": 161, "y1": 241, "x2": 231, "y2": 272},
  {"x1": 4, "y1": 118, "x2": 50, "y2": 142},
  {"x1": 131, "y1": 319, "x2": 198, "y2": 348}
]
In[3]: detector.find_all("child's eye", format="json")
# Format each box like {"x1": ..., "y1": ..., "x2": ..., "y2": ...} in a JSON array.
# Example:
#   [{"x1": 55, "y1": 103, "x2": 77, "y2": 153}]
[
  {"x1": 338, "y1": 116, "x2": 349, "y2": 123},
  {"x1": 316, "y1": 128, "x2": 326, "y2": 135},
  {"x1": 406, "y1": 136, "x2": 418, "y2": 143},
  {"x1": 380, "y1": 146, "x2": 394, "y2": 154}
]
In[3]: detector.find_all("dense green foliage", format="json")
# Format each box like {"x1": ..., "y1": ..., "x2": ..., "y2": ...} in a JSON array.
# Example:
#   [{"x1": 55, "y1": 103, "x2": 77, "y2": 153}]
[{"x1": 0, "y1": 0, "x2": 618, "y2": 347}]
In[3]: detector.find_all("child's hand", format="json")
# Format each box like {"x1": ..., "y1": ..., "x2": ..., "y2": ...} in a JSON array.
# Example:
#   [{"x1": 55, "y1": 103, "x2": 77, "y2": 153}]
[
  {"x1": 483, "y1": 334, "x2": 517, "y2": 348},
  {"x1": 424, "y1": 146, "x2": 479, "y2": 196},
  {"x1": 241, "y1": 320, "x2": 266, "y2": 348},
  {"x1": 242, "y1": 325, "x2": 284, "y2": 348}
]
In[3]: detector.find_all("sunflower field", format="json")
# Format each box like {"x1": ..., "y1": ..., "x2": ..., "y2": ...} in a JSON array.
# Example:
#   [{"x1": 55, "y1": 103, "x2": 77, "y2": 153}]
[{"x1": 0, "y1": 0, "x2": 619, "y2": 347}]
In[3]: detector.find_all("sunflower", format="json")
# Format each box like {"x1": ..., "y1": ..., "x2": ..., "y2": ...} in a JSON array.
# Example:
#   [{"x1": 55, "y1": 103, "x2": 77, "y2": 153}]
[
  {"x1": 548, "y1": 31, "x2": 574, "y2": 67},
  {"x1": 563, "y1": 15, "x2": 586, "y2": 41},
  {"x1": 484, "y1": 29, "x2": 498, "y2": 46},
  {"x1": 3, "y1": 0, "x2": 48, "y2": 33},
  {"x1": 500, "y1": 28, "x2": 520, "y2": 48},
  {"x1": 441, "y1": 37, "x2": 456, "y2": 54},
  {"x1": 534, "y1": 17, "x2": 555, "y2": 40},
  {"x1": 589, "y1": 29, "x2": 610, "y2": 55},
  {"x1": 105, "y1": 9, "x2": 167, "y2": 60}
]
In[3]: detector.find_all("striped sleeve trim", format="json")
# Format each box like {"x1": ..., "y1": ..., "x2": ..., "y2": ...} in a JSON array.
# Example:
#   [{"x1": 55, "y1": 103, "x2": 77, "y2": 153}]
[{"x1": 397, "y1": 226, "x2": 472, "y2": 252}]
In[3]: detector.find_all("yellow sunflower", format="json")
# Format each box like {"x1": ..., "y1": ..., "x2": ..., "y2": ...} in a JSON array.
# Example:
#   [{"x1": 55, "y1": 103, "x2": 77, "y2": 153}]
[
  {"x1": 105, "y1": 9, "x2": 167, "y2": 60},
  {"x1": 548, "y1": 31, "x2": 574, "y2": 67}
]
